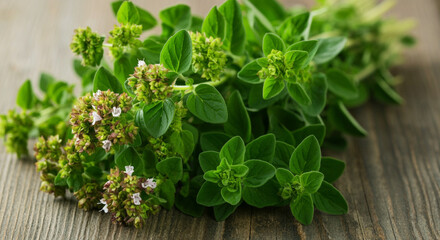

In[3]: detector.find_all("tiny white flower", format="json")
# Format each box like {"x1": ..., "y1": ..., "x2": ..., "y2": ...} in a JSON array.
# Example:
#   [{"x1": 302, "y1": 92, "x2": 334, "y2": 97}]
[
  {"x1": 138, "y1": 60, "x2": 146, "y2": 67},
  {"x1": 142, "y1": 178, "x2": 157, "y2": 189},
  {"x1": 91, "y1": 111, "x2": 102, "y2": 125},
  {"x1": 112, "y1": 107, "x2": 122, "y2": 117},
  {"x1": 102, "y1": 140, "x2": 112, "y2": 152},
  {"x1": 75, "y1": 136, "x2": 80, "y2": 145},
  {"x1": 132, "y1": 193, "x2": 142, "y2": 205},
  {"x1": 92, "y1": 105, "x2": 96, "y2": 110},
  {"x1": 125, "y1": 165, "x2": 134, "y2": 176},
  {"x1": 93, "y1": 90, "x2": 102, "y2": 100},
  {"x1": 99, "y1": 198, "x2": 108, "y2": 213}
]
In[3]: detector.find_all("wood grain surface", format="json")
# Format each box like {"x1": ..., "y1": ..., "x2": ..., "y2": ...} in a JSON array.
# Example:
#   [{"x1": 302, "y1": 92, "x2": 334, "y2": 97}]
[{"x1": 0, "y1": 0, "x2": 439, "y2": 239}]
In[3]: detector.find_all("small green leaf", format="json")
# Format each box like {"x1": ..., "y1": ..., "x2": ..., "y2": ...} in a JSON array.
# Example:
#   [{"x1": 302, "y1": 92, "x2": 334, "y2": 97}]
[
  {"x1": 273, "y1": 141, "x2": 295, "y2": 169},
  {"x1": 39, "y1": 73, "x2": 55, "y2": 93},
  {"x1": 263, "y1": 77, "x2": 285, "y2": 100},
  {"x1": 170, "y1": 130, "x2": 195, "y2": 160},
  {"x1": 220, "y1": 136, "x2": 246, "y2": 165},
  {"x1": 158, "y1": 179, "x2": 176, "y2": 210},
  {"x1": 326, "y1": 69, "x2": 358, "y2": 99},
  {"x1": 159, "y1": 4, "x2": 192, "y2": 31},
  {"x1": 160, "y1": 30, "x2": 192, "y2": 74},
  {"x1": 219, "y1": 0, "x2": 246, "y2": 55},
  {"x1": 224, "y1": 91, "x2": 252, "y2": 142},
  {"x1": 247, "y1": 0, "x2": 286, "y2": 22},
  {"x1": 17, "y1": 80, "x2": 36, "y2": 110},
  {"x1": 67, "y1": 172, "x2": 84, "y2": 192},
  {"x1": 115, "y1": 146, "x2": 143, "y2": 176},
  {"x1": 199, "y1": 151, "x2": 221, "y2": 172},
  {"x1": 186, "y1": 84, "x2": 228, "y2": 123},
  {"x1": 286, "y1": 82, "x2": 311, "y2": 106},
  {"x1": 111, "y1": 1, "x2": 157, "y2": 31},
  {"x1": 290, "y1": 135, "x2": 321, "y2": 175},
  {"x1": 156, "y1": 157, "x2": 183, "y2": 184},
  {"x1": 286, "y1": 40, "x2": 318, "y2": 64},
  {"x1": 284, "y1": 50, "x2": 309, "y2": 70},
  {"x1": 320, "y1": 157, "x2": 345, "y2": 183},
  {"x1": 327, "y1": 101, "x2": 367, "y2": 137},
  {"x1": 299, "y1": 73, "x2": 328, "y2": 116},
  {"x1": 116, "y1": 1, "x2": 139, "y2": 24},
  {"x1": 312, "y1": 181, "x2": 348, "y2": 215},
  {"x1": 221, "y1": 186, "x2": 242, "y2": 205},
  {"x1": 202, "y1": 6, "x2": 226, "y2": 40},
  {"x1": 299, "y1": 171, "x2": 324, "y2": 194},
  {"x1": 200, "y1": 132, "x2": 231, "y2": 152},
  {"x1": 262, "y1": 33, "x2": 285, "y2": 56},
  {"x1": 292, "y1": 124, "x2": 325, "y2": 147},
  {"x1": 197, "y1": 181, "x2": 225, "y2": 206},
  {"x1": 243, "y1": 160, "x2": 276, "y2": 187},
  {"x1": 290, "y1": 194, "x2": 314, "y2": 225},
  {"x1": 275, "y1": 168, "x2": 295, "y2": 185},
  {"x1": 93, "y1": 67, "x2": 123, "y2": 93},
  {"x1": 242, "y1": 178, "x2": 282, "y2": 208},
  {"x1": 135, "y1": 99, "x2": 175, "y2": 138},
  {"x1": 245, "y1": 134, "x2": 276, "y2": 162},
  {"x1": 85, "y1": 166, "x2": 103, "y2": 179},
  {"x1": 114, "y1": 53, "x2": 137, "y2": 86},
  {"x1": 237, "y1": 60, "x2": 263, "y2": 84},
  {"x1": 214, "y1": 203, "x2": 241, "y2": 221},
  {"x1": 277, "y1": 12, "x2": 311, "y2": 44},
  {"x1": 314, "y1": 37, "x2": 346, "y2": 64}
]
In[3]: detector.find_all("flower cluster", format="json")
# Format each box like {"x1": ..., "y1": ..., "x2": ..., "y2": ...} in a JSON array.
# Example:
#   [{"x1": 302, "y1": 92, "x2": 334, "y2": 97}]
[
  {"x1": 34, "y1": 135, "x2": 66, "y2": 197},
  {"x1": 0, "y1": 110, "x2": 33, "y2": 157},
  {"x1": 69, "y1": 90, "x2": 137, "y2": 153},
  {"x1": 257, "y1": 49, "x2": 285, "y2": 79},
  {"x1": 128, "y1": 62, "x2": 173, "y2": 104},
  {"x1": 170, "y1": 101, "x2": 187, "y2": 132},
  {"x1": 70, "y1": 27, "x2": 104, "y2": 66},
  {"x1": 190, "y1": 32, "x2": 227, "y2": 82},
  {"x1": 108, "y1": 24, "x2": 143, "y2": 58},
  {"x1": 148, "y1": 136, "x2": 172, "y2": 160},
  {"x1": 101, "y1": 166, "x2": 160, "y2": 228},
  {"x1": 74, "y1": 182, "x2": 103, "y2": 211}
]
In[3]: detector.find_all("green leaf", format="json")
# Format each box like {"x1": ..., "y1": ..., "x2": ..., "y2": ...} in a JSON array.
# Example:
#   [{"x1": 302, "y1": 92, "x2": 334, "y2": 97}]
[
  {"x1": 220, "y1": 136, "x2": 246, "y2": 165},
  {"x1": 237, "y1": 60, "x2": 263, "y2": 84},
  {"x1": 115, "y1": 146, "x2": 143, "y2": 176},
  {"x1": 263, "y1": 77, "x2": 285, "y2": 100},
  {"x1": 292, "y1": 124, "x2": 325, "y2": 147},
  {"x1": 175, "y1": 176, "x2": 205, "y2": 217},
  {"x1": 197, "y1": 181, "x2": 225, "y2": 206},
  {"x1": 139, "y1": 36, "x2": 165, "y2": 64},
  {"x1": 290, "y1": 194, "x2": 314, "y2": 225},
  {"x1": 159, "y1": 4, "x2": 192, "y2": 31},
  {"x1": 320, "y1": 157, "x2": 345, "y2": 183},
  {"x1": 67, "y1": 172, "x2": 84, "y2": 192},
  {"x1": 245, "y1": 134, "x2": 276, "y2": 162},
  {"x1": 327, "y1": 101, "x2": 367, "y2": 137},
  {"x1": 372, "y1": 77, "x2": 403, "y2": 104},
  {"x1": 284, "y1": 50, "x2": 309, "y2": 70},
  {"x1": 243, "y1": 160, "x2": 276, "y2": 187},
  {"x1": 158, "y1": 179, "x2": 176, "y2": 210},
  {"x1": 116, "y1": 1, "x2": 139, "y2": 24},
  {"x1": 286, "y1": 82, "x2": 311, "y2": 106},
  {"x1": 39, "y1": 73, "x2": 55, "y2": 93},
  {"x1": 200, "y1": 132, "x2": 231, "y2": 151},
  {"x1": 85, "y1": 166, "x2": 103, "y2": 179},
  {"x1": 135, "y1": 99, "x2": 175, "y2": 138},
  {"x1": 93, "y1": 67, "x2": 123, "y2": 93},
  {"x1": 114, "y1": 53, "x2": 137, "y2": 86},
  {"x1": 289, "y1": 135, "x2": 321, "y2": 175},
  {"x1": 186, "y1": 84, "x2": 228, "y2": 123},
  {"x1": 202, "y1": 6, "x2": 226, "y2": 40},
  {"x1": 300, "y1": 171, "x2": 324, "y2": 194},
  {"x1": 286, "y1": 40, "x2": 318, "y2": 65},
  {"x1": 219, "y1": 0, "x2": 246, "y2": 55},
  {"x1": 224, "y1": 91, "x2": 251, "y2": 142},
  {"x1": 199, "y1": 151, "x2": 221, "y2": 172},
  {"x1": 248, "y1": 83, "x2": 287, "y2": 110},
  {"x1": 111, "y1": 1, "x2": 157, "y2": 31},
  {"x1": 142, "y1": 149, "x2": 157, "y2": 177},
  {"x1": 242, "y1": 178, "x2": 282, "y2": 208},
  {"x1": 17, "y1": 80, "x2": 36, "y2": 110},
  {"x1": 326, "y1": 69, "x2": 358, "y2": 99},
  {"x1": 170, "y1": 130, "x2": 195, "y2": 160},
  {"x1": 160, "y1": 30, "x2": 192, "y2": 74},
  {"x1": 314, "y1": 37, "x2": 346, "y2": 64},
  {"x1": 248, "y1": 0, "x2": 286, "y2": 22},
  {"x1": 156, "y1": 157, "x2": 183, "y2": 184},
  {"x1": 182, "y1": 123, "x2": 199, "y2": 144},
  {"x1": 275, "y1": 168, "x2": 295, "y2": 185},
  {"x1": 221, "y1": 186, "x2": 242, "y2": 205},
  {"x1": 277, "y1": 12, "x2": 311, "y2": 44},
  {"x1": 262, "y1": 33, "x2": 285, "y2": 56},
  {"x1": 273, "y1": 141, "x2": 295, "y2": 169},
  {"x1": 214, "y1": 203, "x2": 241, "y2": 221},
  {"x1": 312, "y1": 181, "x2": 348, "y2": 215},
  {"x1": 299, "y1": 73, "x2": 328, "y2": 116}
]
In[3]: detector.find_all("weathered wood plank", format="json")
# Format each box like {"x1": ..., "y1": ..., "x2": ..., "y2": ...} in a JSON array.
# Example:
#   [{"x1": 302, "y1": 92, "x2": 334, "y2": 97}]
[{"x1": 0, "y1": 0, "x2": 439, "y2": 239}]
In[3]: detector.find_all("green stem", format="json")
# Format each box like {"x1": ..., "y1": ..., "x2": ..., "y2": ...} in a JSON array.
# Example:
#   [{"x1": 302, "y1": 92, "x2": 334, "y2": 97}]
[
  {"x1": 173, "y1": 76, "x2": 228, "y2": 92},
  {"x1": 354, "y1": 63, "x2": 377, "y2": 83}
]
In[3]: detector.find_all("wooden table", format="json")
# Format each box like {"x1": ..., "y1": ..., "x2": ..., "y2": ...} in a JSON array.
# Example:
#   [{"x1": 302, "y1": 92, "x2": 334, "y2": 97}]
[{"x1": 0, "y1": 0, "x2": 439, "y2": 239}]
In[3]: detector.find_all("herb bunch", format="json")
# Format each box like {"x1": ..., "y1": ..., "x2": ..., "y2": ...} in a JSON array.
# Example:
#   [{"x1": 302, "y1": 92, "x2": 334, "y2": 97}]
[{"x1": 0, "y1": 0, "x2": 413, "y2": 227}]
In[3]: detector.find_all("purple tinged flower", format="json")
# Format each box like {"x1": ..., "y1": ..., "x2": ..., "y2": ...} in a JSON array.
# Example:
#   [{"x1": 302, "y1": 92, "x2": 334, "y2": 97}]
[
  {"x1": 132, "y1": 193, "x2": 142, "y2": 205},
  {"x1": 142, "y1": 178, "x2": 157, "y2": 189},
  {"x1": 125, "y1": 165, "x2": 134, "y2": 176},
  {"x1": 91, "y1": 111, "x2": 102, "y2": 125},
  {"x1": 102, "y1": 140, "x2": 112, "y2": 152},
  {"x1": 112, "y1": 107, "x2": 122, "y2": 117}
]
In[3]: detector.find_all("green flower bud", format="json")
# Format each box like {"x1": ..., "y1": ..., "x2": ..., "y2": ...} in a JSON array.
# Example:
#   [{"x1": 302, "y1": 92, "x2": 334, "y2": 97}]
[
  {"x1": 0, "y1": 110, "x2": 33, "y2": 157},
  {"x1": 108, "y1": 24, "x2": 142, "y2": 58},
  {"x1": 258, "y1": 49, "x2": 285, "y2": 79},
  {"x1": 74, "y1": 182, "x2": 103, "y2": 211},
  {"x1": 70, "y1": 27, "x2": 104, "y2": 66},
  {"x1": 190, "y1": 32, "x2": 227, "y2": 82}
]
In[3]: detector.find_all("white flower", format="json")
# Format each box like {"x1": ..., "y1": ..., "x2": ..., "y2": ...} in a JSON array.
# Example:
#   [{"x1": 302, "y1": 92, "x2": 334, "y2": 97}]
[
  {"x1": 125, "y1": 165, "x2": 134, "y2": 176},
  {"x1": 142, "y1": 178, "x2": 157, "y2": 189},
  {"x1": 138, "y1": 60, "x2": 146, "y2": 67},
  {"x1": 93, "y1": 90, "x2": 102, "y2": 100},
  {"x1": 99, "y1": 198, "x2": 108, "y2": 213},
  {"x1": 112, "y1": 107, "x2": 122, "y2": 117},
  {"x1": 75, "y1": 136, "x2": 80, "y2": 145},
  {"x1": 132, "y1": 193, "x2": 142, "y2": 205},
  {"x1": 91, "y1": 111, "x2": 102, "y2": 125},
  {"x1": 102, "y1": 140, "x2": 112, "y2": 152}
]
